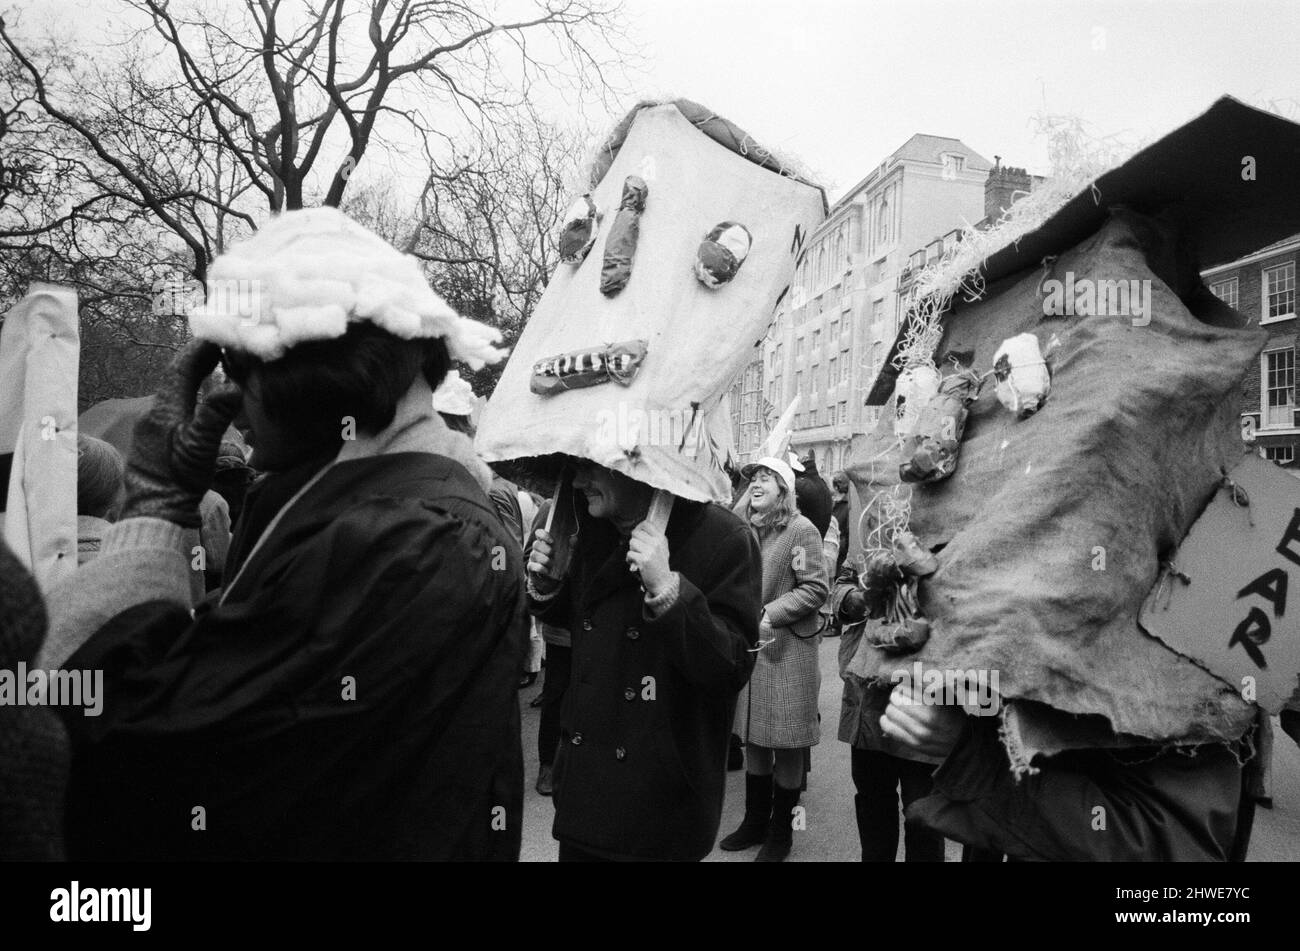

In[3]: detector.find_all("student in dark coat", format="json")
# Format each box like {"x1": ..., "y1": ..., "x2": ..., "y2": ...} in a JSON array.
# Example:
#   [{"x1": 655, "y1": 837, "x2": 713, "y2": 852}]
[
  {"x1": 830, "y1": 471, "x2": 851, "y2": 575},
  {"x1": 41, "y1": 208, "x2": 524, "y2": 860},
  {"x1": 43, "y1": 333, "x2": 525, "y2": 861},
  {"x1": 527, "y1": 459, "x2": 761, "y2": 861}
]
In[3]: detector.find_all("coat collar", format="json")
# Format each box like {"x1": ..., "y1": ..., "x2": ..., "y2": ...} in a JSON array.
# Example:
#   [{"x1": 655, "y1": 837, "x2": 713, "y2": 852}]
[{"x1": 336, "y1": 375, "x2": 494, "y2": 493}]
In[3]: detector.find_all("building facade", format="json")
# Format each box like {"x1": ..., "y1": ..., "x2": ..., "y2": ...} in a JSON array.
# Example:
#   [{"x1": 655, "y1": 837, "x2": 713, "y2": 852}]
[
  {"x1": 757, "y1": 134, "x2": 995, "y2": 475},
  {"x1": 1202, "y1": 234, "x2": 1300, "y2": 473}
]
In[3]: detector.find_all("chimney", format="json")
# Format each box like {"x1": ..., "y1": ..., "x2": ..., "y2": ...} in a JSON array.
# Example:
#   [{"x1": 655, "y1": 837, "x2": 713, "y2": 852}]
[{"x1": 984, "y1": 163, "x2": 1032, "y2": 223}]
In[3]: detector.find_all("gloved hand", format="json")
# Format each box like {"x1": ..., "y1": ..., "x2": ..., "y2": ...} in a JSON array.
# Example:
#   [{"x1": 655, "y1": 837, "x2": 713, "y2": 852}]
[{"x1": 119, "y1": 340, "x2": 243, "y2": 528}]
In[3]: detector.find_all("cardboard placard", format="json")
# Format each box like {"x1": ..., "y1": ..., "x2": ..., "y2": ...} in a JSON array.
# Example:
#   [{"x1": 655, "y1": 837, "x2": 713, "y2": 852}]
[{"x1": 1141, "y1": 454, "x2": 1300, "y2": 712}]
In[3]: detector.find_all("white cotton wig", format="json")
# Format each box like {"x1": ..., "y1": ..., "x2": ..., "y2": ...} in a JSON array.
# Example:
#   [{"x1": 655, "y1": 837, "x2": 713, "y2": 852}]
[{"x1": 188, "y1": 207, "x2": 506, "y2": 368}]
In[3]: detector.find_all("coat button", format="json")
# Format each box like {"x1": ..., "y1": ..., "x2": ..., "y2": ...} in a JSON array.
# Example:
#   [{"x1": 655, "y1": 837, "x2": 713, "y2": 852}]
[
  {"x1": 625, "y1": 626, "x2": 640, "y2": 640},
  {"x1": 615, "y1": 747, "x2": 626, "y2": 761},
  {"x1": 571, "y1": 732, "x2": 583, "y2": 745},
  {"x1": 582, "y1": 618, "x2": 593, "y2": 631},
  {"x1": 623, "y1": 687, "x2": 636, "y2": 701}
]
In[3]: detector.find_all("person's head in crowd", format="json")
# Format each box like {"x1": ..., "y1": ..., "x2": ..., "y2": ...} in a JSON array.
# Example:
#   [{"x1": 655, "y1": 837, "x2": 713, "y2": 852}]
[
  {"x1": 832, "y1": 470, "x2": 850, "y2": 501},
  {"x1": 741, "y1": 455, "x2": 797, "y2": 528},
  {"x1": 76, "y1": 435, "x2": 124, "y2": 521},
  {"x1": 220, "y1": 325, "x2": 452, "y2": 472},
  {"x1": 571, "y1": 460, "x2": 653, "y2": 534},
  {"x1": 432, "y1": 369, "x2": 477, "y2": 437},
  {"x1": 188, "y1": 207, "x2": 504, "y2": 473},
  {"x1": 212, "y1": 426, "x2": 256, "y2": 522}
]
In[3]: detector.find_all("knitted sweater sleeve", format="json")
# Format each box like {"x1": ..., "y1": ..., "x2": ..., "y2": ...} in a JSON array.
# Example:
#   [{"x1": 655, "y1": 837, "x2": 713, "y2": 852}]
[{"x1": 39, "y1": 517, "x2": 192, "y2": 670}]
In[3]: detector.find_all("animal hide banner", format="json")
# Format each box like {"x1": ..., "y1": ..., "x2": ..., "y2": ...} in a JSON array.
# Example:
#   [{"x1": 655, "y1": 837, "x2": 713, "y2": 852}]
[{"x1": 846, "y1": 210, "x2": 1265, "y2": 748}]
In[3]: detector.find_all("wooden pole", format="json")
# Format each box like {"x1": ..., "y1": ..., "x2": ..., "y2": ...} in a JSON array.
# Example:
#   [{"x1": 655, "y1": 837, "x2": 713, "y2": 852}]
[{"x1": 630, "y1": 488, "x2": 674, "y2": 574}]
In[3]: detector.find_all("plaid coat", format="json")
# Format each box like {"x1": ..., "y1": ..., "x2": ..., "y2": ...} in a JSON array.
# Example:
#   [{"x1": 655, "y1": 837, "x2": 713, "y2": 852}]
[{"x1": 733, "y1": 507, "x2": 829, "y2": 748}]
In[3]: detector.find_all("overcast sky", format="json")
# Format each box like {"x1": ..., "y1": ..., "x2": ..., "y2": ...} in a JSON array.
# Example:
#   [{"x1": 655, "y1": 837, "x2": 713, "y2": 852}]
[
  {"x1": 624, "y1": 0, "x2": 1300, "y2": 200},
  {"x1": 15, "y1": 0, "x2": 1300, "y2": 204}
]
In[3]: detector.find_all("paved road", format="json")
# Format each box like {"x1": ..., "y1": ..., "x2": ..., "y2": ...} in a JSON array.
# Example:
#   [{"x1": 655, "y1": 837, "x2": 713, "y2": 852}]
[{"x1": 518, "y1": 638, "x2": 1300, "y2": 862}]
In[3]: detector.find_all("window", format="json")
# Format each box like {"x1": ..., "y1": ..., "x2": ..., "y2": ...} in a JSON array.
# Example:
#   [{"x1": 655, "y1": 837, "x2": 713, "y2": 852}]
[
  {"x1": 830, "y1": 319, "x2": 838, "y2": 339},
  {"x1": 877, "y1": 195, "x2": 890, "y2": 246},
  {"x1": 818, "y1": 246, "x2": 827, "y2": 288},
  {"x1": 838, "y1": 401, "x2": 847, "y2": 425},
  {"x1": 1264, "y1": 348, "x2": 1295, "y2": 427},
  {"x1": 941, "y1": 153, "x2": 965, "y2": 178},
  {"x1": 1210, "y1": 277, "x2": 1239, "y2": 310},
  {"x1": 840, "y1": 349, "x2": 851, "y2": 383},
  {"x1": 1266, "y1": 445, "x2": 1295, "y2": 465},
  {"x1": 1264, "y1": 262, "x2": 1296, "y2": 323},
  {"x1": 869, "y1": 341, "x2": 885, "y2": 381},
  {"x1": 829, "y1": 356, "x2": 838, "y2": 386},
  {"x1": 796, "y1": 337, "x2": 804, "y2": 358}
]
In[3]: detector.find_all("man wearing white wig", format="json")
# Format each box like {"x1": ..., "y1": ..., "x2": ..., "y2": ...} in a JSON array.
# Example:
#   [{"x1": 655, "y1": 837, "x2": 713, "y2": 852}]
[{"x1": 43, "y1": 207, "x2": 526, "y2": 860}]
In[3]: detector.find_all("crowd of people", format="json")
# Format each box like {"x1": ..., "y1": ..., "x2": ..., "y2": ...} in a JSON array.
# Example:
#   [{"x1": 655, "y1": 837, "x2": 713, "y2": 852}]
[{"x1": 2, "y1": 207, "x2": 1296, "y2": 863}]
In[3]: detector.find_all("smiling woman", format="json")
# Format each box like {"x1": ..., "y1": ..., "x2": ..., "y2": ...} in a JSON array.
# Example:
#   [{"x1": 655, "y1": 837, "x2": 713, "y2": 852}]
[{"x1": 724, "y1": 455, "x2": 829, "y2": 861}]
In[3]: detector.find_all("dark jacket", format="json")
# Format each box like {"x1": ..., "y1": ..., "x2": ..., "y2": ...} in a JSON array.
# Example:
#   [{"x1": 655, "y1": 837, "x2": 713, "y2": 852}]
[
  {"x1": 530, "y1": 497, "x2": 760, "y2": 860},
  {"x1": 58, "y1": 452, "x2": 526, "y2": 861},
  {"x1": 831, "y1": 498, "x2": 849, "y2": 573},
  {"x1": 0, "y1": 541, "x2": 68, "y2": 861},
  {"x1": 910, "y1": 716, "x2": 1247, "y2": 862}
]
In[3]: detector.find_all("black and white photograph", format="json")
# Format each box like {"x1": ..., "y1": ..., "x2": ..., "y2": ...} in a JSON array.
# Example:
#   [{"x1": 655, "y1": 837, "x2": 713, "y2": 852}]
[{"x1": 0, "y1": 0, "x2": 1297, "y2": 932}]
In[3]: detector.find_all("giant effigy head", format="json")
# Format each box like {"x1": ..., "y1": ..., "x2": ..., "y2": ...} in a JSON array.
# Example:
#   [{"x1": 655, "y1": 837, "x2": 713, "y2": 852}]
[
  {"x1": 477, "y1": 99, "x2": 826, "y2": 502},
  {"x1": 841, "y1": 97, "x2": 1300, "y2": 761}
]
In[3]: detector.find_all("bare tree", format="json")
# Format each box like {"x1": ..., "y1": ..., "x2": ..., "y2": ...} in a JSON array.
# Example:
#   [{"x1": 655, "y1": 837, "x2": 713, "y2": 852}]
[{"x1": 0, "y1": 0, "x2": 628, "y2": 404}]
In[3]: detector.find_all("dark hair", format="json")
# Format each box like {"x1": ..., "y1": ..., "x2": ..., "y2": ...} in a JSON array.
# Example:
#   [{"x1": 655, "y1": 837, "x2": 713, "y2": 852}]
[
  {"x1": 77, "y1": 435, "x2": 124, "y2": 519},
  {"x1": 222, "y1": 323, "x2": 451, "y2": 454},
  {"x1": 832, "y1": 471, "x2": 849, "y2": 492}
]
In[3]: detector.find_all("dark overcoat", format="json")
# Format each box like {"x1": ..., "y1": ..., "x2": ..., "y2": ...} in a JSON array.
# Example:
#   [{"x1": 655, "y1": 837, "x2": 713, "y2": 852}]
[{"x1": 531, "y1": 498, "x2": 760, "y2": 860}]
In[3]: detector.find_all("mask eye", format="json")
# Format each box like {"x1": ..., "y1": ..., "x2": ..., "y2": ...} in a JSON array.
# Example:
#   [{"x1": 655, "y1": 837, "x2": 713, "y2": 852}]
[
  {"x1": 694, "y1": 221, "x2": 752, "y2": 288},
  {"x1": 558, "y1": 194, "x2": 600, "y2": 264}
]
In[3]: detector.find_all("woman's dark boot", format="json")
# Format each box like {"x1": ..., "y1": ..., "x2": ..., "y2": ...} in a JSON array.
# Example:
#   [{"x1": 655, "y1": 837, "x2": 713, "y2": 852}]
[
  {"x1": 719, "y1": 773, "x2": 772, "y2": 851},
  {"x1": 756, "y1": 784, "x2": 800, "y2": 862}
]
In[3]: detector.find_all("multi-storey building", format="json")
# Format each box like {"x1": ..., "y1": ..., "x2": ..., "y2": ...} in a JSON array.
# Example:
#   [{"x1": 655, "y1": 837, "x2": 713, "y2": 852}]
[
  {"x1": 754, "y1": 134, "x2": 996, "y2": 475},
  {"x1": 1202, "y1": 234, "x2": 1300, "y2": 474}
]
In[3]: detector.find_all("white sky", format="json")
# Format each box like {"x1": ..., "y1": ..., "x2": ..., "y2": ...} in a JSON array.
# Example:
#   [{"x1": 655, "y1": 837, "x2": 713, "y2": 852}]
[
  {"x1": 13, "y1": 0, "x2": 1300, "y2": 206},
  {"x1": 622, "y1": 0, "x2": 1300, "y2": 200}
]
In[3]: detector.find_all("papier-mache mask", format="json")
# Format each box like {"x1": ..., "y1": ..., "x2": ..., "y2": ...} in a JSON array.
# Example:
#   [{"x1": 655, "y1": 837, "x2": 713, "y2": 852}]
[{"x1": 477, "y1": 99, "x2": 826, "y2": 502}]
